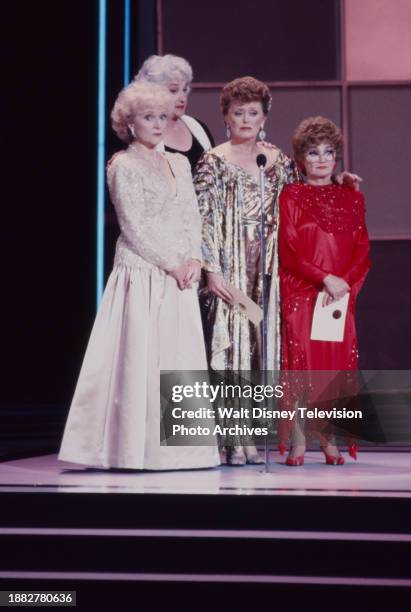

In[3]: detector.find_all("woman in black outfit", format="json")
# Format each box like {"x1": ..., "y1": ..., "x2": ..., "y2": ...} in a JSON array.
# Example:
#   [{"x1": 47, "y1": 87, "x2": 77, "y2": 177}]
[{"x1": 136, "y1": 54, "x2": 214, "y2": 170}]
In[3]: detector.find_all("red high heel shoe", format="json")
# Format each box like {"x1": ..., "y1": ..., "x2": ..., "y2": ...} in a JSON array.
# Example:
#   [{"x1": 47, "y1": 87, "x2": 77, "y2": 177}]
[
  {"x1": 320, "y1": 445, "x2": 345, "y2": 465},
  {"x1": 285, "y1": 447, "x2": 305, "y2": 466},
  {"x1": 278, "y1": 444, "x2": 286, "y2": 456},
  {"x1": 348, "y1": 444, "x2": 358, "y2": 461}
]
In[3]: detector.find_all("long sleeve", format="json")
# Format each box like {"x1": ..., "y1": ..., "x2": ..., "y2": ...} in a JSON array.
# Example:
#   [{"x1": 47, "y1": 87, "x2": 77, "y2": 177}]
[
  {"x1": 179, "y1": 155, "x2": 203, "y2": 262},
  {"x1": 342, "y1": 196, "x2": 371, "y2": 286},
  {"x1": 184, "y1": 195, "x2": 203, "y2": 263},
  {"x1": 107, "y1": 155, "x2": 184, "y2": 271},
  {"x1": 279, "y1": 191, "x2": 329, "y2": 286},
  {"x1": 193, "y1": 156, "x2": 223, "y2": 274}
]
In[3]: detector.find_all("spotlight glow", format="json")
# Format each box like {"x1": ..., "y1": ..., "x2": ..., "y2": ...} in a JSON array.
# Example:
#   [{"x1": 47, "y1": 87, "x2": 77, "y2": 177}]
[
  {"x1": 124, "y1": 0, "x2": 131, "y2": 86},
  {"x1": 96, "y1": 0, "x2": 107, "y2": 307}
]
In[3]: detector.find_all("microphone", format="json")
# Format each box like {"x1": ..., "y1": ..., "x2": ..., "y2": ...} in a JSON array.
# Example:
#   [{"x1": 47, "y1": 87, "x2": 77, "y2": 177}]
[{"x1": 256, "y1": 153, "x2": 267, "y2": 168}]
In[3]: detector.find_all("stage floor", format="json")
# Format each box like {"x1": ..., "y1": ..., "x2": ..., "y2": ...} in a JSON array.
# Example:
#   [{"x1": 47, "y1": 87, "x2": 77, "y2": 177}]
[{"x1": 0, "y1": 452, "x2": 410, "y2": 497}]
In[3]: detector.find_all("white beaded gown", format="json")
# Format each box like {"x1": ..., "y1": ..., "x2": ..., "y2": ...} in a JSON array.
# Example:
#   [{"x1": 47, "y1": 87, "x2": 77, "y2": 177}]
[{"x1": 58, "y1": 145, "x2": 220, "y2": 470}]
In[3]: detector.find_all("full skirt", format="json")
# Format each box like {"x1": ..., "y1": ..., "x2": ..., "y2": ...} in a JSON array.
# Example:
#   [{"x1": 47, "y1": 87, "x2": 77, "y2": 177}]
[{"x1": 58, "y1": 264, "x2": 220, "y2": 470}]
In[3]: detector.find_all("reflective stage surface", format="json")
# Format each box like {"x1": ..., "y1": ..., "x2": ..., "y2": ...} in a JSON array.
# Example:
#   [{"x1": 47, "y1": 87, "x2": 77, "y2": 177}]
[{"x1": 0, "y1": 451, "x2": 409, "y2": 497}]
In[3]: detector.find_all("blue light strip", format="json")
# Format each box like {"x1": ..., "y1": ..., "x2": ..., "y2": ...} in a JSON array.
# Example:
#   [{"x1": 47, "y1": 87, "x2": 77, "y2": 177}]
[
  {"x1": 96, "y1": 0, "x2": 107, "y2": 308},
  {"x1": 124, "y1": 0, "x2": 131, "y2": 85}
]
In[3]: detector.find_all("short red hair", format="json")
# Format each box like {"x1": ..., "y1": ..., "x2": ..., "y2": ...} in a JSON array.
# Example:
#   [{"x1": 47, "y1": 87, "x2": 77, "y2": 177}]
[{"x1": 220, "y1": 76, "x2": 272, "y2": 116}]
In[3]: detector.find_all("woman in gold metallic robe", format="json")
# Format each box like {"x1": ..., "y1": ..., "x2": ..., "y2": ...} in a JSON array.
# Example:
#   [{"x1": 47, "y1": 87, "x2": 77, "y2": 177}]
[{"x1": 193, "y1": 77, "x2": 300, "y2": 465}]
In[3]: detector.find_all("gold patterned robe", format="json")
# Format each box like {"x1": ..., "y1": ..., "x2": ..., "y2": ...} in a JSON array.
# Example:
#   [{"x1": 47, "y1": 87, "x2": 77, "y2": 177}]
[{"x1": 194, "y1": 151, "x2": 300, "y2": 372}]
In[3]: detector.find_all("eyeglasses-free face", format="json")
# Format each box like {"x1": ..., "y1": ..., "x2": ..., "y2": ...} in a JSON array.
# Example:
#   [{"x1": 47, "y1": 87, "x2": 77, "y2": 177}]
[
  {"x1": 166, "y1": 74, "x2": 191, "y2": 119},
  {"x1": 226, "y1": 101, "x2": 266, "y2": 142},
  {"x1": 130, "y1": 107, "x2": 169, "y2": 147}
]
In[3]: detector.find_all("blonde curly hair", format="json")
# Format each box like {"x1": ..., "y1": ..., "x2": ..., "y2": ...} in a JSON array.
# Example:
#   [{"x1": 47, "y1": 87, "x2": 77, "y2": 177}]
[{"x1": 111, "y1": 81, "x2": 174, "y2": 144}]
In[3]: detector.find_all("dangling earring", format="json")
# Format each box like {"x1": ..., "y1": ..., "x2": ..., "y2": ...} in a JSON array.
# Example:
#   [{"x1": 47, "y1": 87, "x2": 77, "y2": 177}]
[
  {"x1": 226, "y1": 124, "x2": 231, "y2": 140},
  {"x1": 128, "y1": 125, "x2": 136, "y2": 139},
  {"x1": 258, "y1": 125, "x2": 266, "y2": 141}
]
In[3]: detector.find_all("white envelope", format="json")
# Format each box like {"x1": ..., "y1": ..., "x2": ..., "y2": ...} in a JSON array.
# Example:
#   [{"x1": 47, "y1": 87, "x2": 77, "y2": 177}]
[
  {"x1": 310, "y1": 292, "x2": 349, "y2": 342},
  {"x1": 226, "y1": 283, "x2": 263, "y2": 326}
]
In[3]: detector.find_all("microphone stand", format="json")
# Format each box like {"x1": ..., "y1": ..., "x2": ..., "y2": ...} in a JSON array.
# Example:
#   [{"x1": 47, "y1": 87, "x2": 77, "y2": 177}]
[{"x1": 256, "y1": 155, "x2": 269, "y2": 473}]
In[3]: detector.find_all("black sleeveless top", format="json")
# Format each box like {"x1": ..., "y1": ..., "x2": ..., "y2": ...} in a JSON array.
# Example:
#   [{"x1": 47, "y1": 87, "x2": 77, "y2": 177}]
[{"x1": 165, "y1": 118, "x2": 214, "y2": 172}]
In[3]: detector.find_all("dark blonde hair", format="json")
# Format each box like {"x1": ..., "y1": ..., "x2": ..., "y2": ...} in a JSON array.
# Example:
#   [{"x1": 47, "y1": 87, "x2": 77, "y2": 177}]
[
  {"x1": 292, "y1": 116, "x2": 343, "y2": 163},
  {"x1": 220, "y1": 76, "x2": 272, "y2": 116}
]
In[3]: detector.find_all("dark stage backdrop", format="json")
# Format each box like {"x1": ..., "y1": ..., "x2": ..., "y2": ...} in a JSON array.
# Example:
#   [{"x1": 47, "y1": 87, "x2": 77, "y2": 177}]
[
  {"x1": 1, "y1": 1, "x2": 410, "y2": 457},
  {"x1": 3, "y1": 1, "x2": 98, "y2": 409},
  {"x1": 2, "y1": 2, "x2": 100, "y2": 455},
  {"x1": 161, "y1": 0, "x2": 341, "y2": 82},
  {"x1": 1, "y1": 1, "x2": 158, "y2": 456}
]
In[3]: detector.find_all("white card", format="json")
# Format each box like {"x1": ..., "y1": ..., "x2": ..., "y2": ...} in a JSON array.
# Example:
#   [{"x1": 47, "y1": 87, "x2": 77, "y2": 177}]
[
  {"x1": 310, "y1": 292, "x2": 349, "y2": 342},
  {"x1": 226, "y1": 283, "x2": 263, "y2": 326}
]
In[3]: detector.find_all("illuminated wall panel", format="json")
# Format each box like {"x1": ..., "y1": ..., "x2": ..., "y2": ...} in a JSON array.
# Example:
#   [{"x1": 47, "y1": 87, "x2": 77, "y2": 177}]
[
  {"x1": 349, "y1": 86, "x2": 411, "y2": 236},
  {"x1": 345, "y1": 0, "x2": 411, "y2": 81}
]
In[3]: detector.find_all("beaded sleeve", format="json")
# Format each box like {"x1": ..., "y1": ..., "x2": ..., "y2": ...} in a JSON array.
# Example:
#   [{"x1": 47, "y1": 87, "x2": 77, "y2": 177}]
[
  {"x1": 178, "y1": 154, "x2": 203, "y2": 263},
  {"x1": 342, "y1": 193, "x2": 371, "y2": 286},
  {"x1": 107, "y1": 154, "x2": 185, "y2": 271}
]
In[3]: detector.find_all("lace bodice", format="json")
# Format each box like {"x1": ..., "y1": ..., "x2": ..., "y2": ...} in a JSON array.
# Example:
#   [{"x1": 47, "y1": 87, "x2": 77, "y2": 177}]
[{"x1": 107, "y1": 146, "x2": 202, "y2": 271}]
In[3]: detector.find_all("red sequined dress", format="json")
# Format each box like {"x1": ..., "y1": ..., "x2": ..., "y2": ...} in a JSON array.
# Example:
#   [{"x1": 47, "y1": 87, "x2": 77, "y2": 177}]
[
  {"x1": 279, "y1": 183, "x2": 371, "y2": 371},
  {"x1": 278, "y1": 183, "x2": 371, "y2": 445}
]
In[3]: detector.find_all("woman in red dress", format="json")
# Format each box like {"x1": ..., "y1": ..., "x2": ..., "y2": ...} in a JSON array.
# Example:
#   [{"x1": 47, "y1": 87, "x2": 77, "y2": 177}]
[{"x1": 279, "y1": 116, "x2": 371, "y2": 466}]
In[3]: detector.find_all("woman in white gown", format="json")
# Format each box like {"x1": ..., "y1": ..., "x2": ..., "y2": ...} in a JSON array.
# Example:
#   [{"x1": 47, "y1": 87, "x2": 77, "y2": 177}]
[{"x1": 59, "y1": 81, "x2": 220, "y2": 470}]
